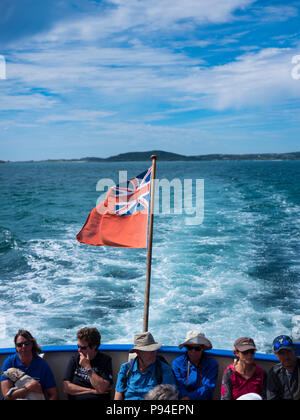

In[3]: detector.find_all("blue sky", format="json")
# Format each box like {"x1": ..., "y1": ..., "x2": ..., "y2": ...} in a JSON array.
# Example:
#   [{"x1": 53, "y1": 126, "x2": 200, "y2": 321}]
[{"x1": 0, "y1": 0, "x2": 300, "y2": 160}]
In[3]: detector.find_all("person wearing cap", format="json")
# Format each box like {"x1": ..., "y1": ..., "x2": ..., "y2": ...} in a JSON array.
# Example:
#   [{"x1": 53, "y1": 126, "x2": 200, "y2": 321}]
[
  {"x1": 221, "y1": 337, "x2": 267, "y2": 400},
  {"x1": 172, "y1": 331, "x2": 218, "y2": 400},
  {"x1": 266, "y1": 335, "x2": 300, "y2": 400},
  {"x1": 114, "y1": 332, "x2": 176, "y2": 400}
]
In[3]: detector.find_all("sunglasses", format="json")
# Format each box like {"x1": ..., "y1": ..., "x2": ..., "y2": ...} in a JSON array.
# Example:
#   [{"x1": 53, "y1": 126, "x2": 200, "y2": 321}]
[
  {"x1": 16, "y1": 340, "x2": 31, "y2": 348},
  {"x1": 186, "y1": 345, "x2": 203, "y2": 352},
  {"x1": 78, "y1": 345, "x2": 89, "y2": 351},
  {"x1": 241, "y1": 349, "x2": 255, "y2": 355}
]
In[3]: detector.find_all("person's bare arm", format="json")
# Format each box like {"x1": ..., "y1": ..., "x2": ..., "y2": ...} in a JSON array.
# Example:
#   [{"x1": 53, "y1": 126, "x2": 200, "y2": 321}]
[
  {"x1": 63, "y1": 380, "x2": 98, "y2": 396},
  {"x1": 79, "y1": 352, "x2": 111, "y2": 394},
  {"x1": 114, "y1": 391, "x2": 124, "y2": 400},
  {"x1": 87, "y1": 370, "x2": 111, "y2": 394},
  {"x1": 1, "y1": 379, "x2": 43, "y2": 400},
  {"x1": 44, "y1": 386, "x2": 58, "y2": 400}
]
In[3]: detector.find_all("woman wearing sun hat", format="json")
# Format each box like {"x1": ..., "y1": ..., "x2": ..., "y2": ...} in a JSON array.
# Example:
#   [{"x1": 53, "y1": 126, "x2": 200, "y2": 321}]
[
  {"x1": 221, "y1": 337, "x2": 267, "y2": 400},
  {"x1": 172, "y1": 330, "x2": 219, "y2": 400}
]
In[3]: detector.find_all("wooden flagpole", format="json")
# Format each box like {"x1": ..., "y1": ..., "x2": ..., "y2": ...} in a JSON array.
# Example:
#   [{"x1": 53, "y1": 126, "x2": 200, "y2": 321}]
[{"x1": 143, "y1": 155, "x2": 157, "y2": 332}]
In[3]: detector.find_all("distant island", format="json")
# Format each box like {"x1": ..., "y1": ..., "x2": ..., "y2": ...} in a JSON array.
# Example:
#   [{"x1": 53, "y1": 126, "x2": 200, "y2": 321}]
[
  {"x1": 2, "y1": 150, "x2": 300, "y2": 163},
  {"x1": 78, "y1": 151, "x2": 300, "y2": 162}
]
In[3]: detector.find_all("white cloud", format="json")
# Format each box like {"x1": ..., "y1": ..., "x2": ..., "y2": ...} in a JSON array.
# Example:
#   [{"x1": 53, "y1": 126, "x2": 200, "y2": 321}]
[
  {"x1": 38, "y1": 109, "x2": 116, "y2": 123},
  {"x1": 174, "y1": 46, "x2": 300, "y2": 110},
  {"x1": 258, "y1": 5, "x2": 298, "y2": 22},
  {"x1": 28, "y1": 0, "x2": 255, "y2": 43},
  {"x1": 0, "y1": 92, "x2": 57, "y2": 110},
  {"x1": 1, "y1": 0, "x2": 300, "y2": 147},
  {"x1": 3, "y1": 42, "x2": 300, "y2": 117}
]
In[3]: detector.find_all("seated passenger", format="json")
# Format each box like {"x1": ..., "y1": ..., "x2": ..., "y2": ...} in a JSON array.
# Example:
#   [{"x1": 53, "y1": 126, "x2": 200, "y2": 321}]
[
  {"x1": 114, "y1": 331, "x2": 176, "y2": 400},
  {"x1": 63, "y1": 327, "x2": 113, "y2": 400},
  {"x1": 221, "y1": 337, "x2": 267, "y2": 400},
  {"x1": 267, "y1": 335, "x2": 300, "y2": 400},
  {"x1": 0, "y1": 329, "x2": 58, "y2": 400},
  {"x1": 172, "y1": 330, "x2": 218, "y2": 400}
]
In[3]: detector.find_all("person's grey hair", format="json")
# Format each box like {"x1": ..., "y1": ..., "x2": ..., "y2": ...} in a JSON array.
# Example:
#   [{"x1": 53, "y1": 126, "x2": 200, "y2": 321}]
[{"x1": 144, "y1": 384, "x2": 178, "y2": 400}]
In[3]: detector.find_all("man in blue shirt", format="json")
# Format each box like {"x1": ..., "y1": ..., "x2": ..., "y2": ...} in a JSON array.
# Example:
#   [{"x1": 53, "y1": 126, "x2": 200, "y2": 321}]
[{"x1": 114, "y1": 332, "x2": 176, "y2": 400}]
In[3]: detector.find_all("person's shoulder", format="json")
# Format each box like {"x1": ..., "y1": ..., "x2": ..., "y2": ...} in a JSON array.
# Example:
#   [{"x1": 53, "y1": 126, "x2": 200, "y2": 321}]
[
  {"x1": 118, "y1": 360, "x2": 132, "y2": 372},
  {"x1": 204, "y1": 352, "x2": 219, "y2": 367},
  {"x1": 3, "y1": 354, "x2": 17, "y2": 364},
  {"x1": 255, "y1": 363, "x2": 265, "y2": 373},
  {"x1": 33, "y1": 354, "x2": 54, "y2": 369},
  {"x1": 63, "y1": 353, "x2": 79, "y2": 371},
  {"x1": 116, "y1": 360, "x2": 134, "y2": 379},
  {"x1": 268, "y1": 362, "x2": 282, "y2": 374},
  {"x1": 160, "y1": 362, "x2": 173, "y2": 377},
  {"x1": 1, "y1": 353, "x2": 18, "y2": 370},
  {"x1": 97, "y1": 351, "x2": 112, "y2": 363},
  {"x1": 172, "y1": 353, "x2": 186, "y2": 366},
  {"x1": 66, "y1": 352, "x2": 79, "y2": 363},
  {"x1": 222, "y1": 363, "x2": 235, "y2": 375}
]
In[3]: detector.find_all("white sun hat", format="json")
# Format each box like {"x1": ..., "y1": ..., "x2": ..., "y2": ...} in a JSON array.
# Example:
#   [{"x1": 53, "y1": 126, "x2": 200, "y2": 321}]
[{"x1": 179, "y1": 330, "x2": 212, "y2": 350}]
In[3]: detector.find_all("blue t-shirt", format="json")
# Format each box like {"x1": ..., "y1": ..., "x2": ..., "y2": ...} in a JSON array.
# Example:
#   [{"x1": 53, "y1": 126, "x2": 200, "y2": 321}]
[
  {"x1": 1, "y1": 354, "x2": 56, "y2": 391},
  {"x1": 115, "y1": 357, "x2": 176, "y2": 400}
]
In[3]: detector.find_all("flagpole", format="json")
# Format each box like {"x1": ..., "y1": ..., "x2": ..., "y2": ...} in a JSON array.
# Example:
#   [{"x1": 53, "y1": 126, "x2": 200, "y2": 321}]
[{"x1": 143, "y1": 155, "x2": 157, "y2": 333}]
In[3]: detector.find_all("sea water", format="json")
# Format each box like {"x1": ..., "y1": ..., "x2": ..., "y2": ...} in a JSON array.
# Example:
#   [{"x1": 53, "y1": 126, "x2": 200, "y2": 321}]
[{"x1": 0, "y1": 161, "x2": 299, "y2": 353}]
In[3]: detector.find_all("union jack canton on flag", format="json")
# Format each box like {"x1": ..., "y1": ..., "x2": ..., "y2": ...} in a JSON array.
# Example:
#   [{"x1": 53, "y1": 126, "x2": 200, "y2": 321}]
[{"x1": 112, "y1": 167, "x2": 152, "y2": 216}]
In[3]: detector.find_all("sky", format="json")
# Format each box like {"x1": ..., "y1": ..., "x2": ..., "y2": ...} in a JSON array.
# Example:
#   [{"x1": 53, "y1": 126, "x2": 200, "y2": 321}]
[{"x1": 0, "y1": 0, "x2": 300, "y2": 160}]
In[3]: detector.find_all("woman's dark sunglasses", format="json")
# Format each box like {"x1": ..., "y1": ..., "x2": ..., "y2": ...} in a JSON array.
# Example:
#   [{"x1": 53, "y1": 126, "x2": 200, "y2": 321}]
[
  {"x1": 241, "y1": 349, "x2": 255, "y2": 355},
  {"x1": 186, "y1": 345, "x2": 203, "y2": 352},
  {"x1": 16, "y1": 340, "x2": 31, "y2": 348}
]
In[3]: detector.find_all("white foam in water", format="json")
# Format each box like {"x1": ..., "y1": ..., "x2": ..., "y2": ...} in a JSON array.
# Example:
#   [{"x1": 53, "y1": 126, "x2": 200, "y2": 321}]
[
  {"x1": 0, "y1": 226, "x2": 296, "y2": 352},
  {"x1": 0, "y1": 315, "x2": 6, "y2": 345}
]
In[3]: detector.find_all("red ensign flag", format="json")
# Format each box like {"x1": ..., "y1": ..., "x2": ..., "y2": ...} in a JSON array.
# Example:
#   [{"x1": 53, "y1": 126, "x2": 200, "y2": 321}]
[{"x1": 76, "y1": 167, "x2": 152, "y2": 248}]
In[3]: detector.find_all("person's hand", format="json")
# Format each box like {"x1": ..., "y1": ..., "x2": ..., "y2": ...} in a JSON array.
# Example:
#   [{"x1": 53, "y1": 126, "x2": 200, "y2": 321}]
[
  {"x1": 25, "y1": 380, "x2": 43, "y2": 394},
  {"x1": 79, "y1": 351, "x2": 92, "y2": 371}
]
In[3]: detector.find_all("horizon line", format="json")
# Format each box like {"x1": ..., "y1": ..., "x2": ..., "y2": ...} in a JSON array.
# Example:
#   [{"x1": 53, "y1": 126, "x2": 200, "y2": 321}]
[{"x1": 1, "y1": 150, "x2": 300, "y2": 163}]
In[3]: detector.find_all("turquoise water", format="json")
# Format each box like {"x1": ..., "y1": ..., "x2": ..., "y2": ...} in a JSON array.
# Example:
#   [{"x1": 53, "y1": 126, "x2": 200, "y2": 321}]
[{"x1": 0, "y1": 161, "x2": 299, "y2": 353}]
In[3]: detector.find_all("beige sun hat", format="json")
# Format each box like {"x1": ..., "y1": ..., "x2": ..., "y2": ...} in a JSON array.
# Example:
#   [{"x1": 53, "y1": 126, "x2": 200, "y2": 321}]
[
  {"x1": 179, "y1": 330, "x2": 212, "y2": 350},
  {"x1": 129, "y1": 332, "x2": 162, "y2": 353}
]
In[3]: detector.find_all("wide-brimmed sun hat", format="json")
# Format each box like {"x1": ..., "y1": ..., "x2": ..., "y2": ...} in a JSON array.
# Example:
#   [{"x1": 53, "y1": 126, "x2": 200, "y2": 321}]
[
  {"x1": 179, "y1": 330, "x2": 212, "y2": 350},
  {"x1": 129, "y1": 332, "x2": 162, "y2": 353}
]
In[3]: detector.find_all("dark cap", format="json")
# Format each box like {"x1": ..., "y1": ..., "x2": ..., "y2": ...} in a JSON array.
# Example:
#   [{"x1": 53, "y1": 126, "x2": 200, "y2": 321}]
[
  {"x1": 234, "y1": 337, "x2": 256, "y2": 352},
  {"x1": 272, "y1": 335, "x2": 294, "y2": 354}
]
